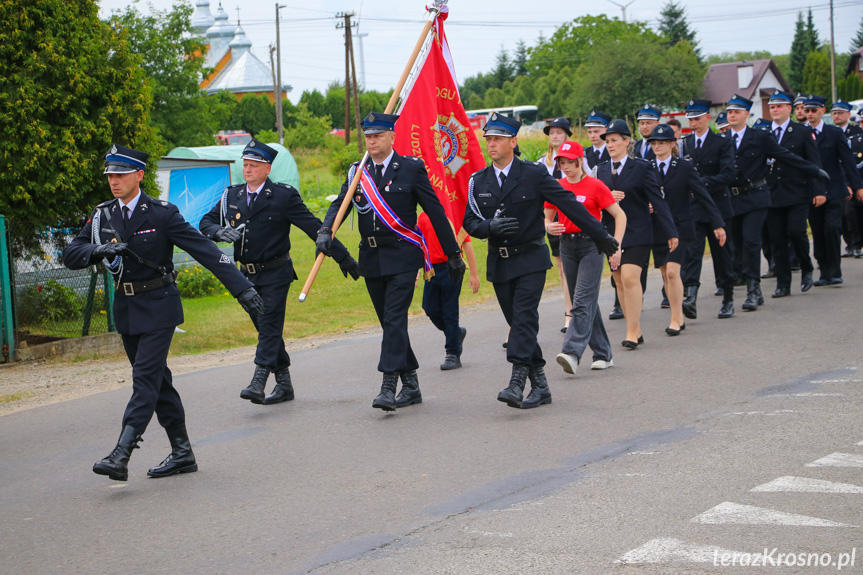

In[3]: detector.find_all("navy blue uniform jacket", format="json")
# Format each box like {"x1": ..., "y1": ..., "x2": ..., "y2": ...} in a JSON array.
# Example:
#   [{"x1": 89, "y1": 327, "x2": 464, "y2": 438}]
[
  {"x1": 595, "y1": 157, "x2": 678, "y2": 248},
  {"x1": 585, "y1": 146, "x2": 610, "y2": 171},
  {"x1": 651, "y1": 157, "x2": 724, "y2": 243},
  {"x1": 323, "y1": 152, "x2": 458, "y2": 278},
  {"x1": 463, "y1": 156, "x2": 608, "y2": 283},
  {"x1": 814, "y1": 124, "x2": 863, "y2": 200},
  {"x1": 632, "y1": 140, "x2": 656, "y2": 162},
  {"x1": 63, "y1": 192, "x2": 252, "y2": 335},
  {"x1": 199, "y1": 178, "x2": 350, "y2": 287},
  {"x1": 680, "y1": 130, "x2": 736, "y2": 222},
  {"x1": 767, "y1": 122, "x2": 824, "y2": 207}
]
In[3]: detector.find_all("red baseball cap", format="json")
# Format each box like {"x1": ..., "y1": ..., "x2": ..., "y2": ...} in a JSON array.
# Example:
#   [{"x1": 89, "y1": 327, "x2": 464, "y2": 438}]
[{"x1": 554, "y1": 141, "x2": 584, "y2": 161}]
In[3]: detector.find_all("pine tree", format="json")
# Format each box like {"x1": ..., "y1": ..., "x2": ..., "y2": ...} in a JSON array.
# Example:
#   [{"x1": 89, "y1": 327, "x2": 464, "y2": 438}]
[
  {"x1": 658, "y1": 1, "x2": 701, "y2": 61},
  {"x1": 789, "y1": 12, "x2": 812, "y2": 91},
  {"x1": 805, "y1": 9, "x2": 820, "y2": 51},
  {"x1": 513, "y1": 40, "x2": 529, "y2": 77},
  {"x1": 492, "y1": 47, "x2": 514, "y2": 88},
  {"x1": 851, "y1": 15, "x2": 863, "y2": 52}
]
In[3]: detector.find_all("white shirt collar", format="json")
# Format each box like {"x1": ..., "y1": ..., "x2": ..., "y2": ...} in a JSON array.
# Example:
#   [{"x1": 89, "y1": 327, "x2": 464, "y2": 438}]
[
  {"x1": 119, "y1": 190, "x2": 142, "y2": 214},
  {"x1": 771, "y1": 118, "x2": 791, "y2": 133},
  {"x1": 810, "y1": 120, "x2": 825, "y2": 133},
  {"x1": 611, "y1": 155, "x2": 628, "y2": 170},
  {"x1": 371, "y1": 150, "x2": 396, "y2": 174},
  {"x1": 493, "y1": 158, "x2": 514, "y2": 180},
  {"x1": 593, "y1": 144, "x2": 606, "y2": 155},
  {"x1": 246, "y1": 181, "x2": 266, "y2": 195},
  {"x1": 731, "y1": 126, "x2": 746, "y2": 145}
]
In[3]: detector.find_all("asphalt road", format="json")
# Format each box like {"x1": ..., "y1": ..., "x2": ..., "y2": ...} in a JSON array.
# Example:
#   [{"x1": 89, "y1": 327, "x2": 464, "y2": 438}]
[{"x1": 2, "y1": 258, "x2": 862, "y2": 575}]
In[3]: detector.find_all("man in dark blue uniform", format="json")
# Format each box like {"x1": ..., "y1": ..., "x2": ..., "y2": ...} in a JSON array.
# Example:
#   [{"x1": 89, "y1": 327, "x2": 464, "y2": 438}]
[
  {"x1": 833, "y1": 100, "x2": 863, "y2": 258},
  {"x1": 680, "y1": 98, "x2": 738, "y2": 319},
  {"x1": 583, "y1": 110, "x2": 612, "y2": 171},
  {"x1": 804, "y1": 95, "x2": 863, "y2": 285},
  {"x1": 765, "y1": 90, "x2": 825, "y2": 298},
  {"x1": 318, "y1": 113, "x2": 465, "y2": 412},
  {"x1": 632, "y1": 104, "x2": 661, "y2": 161},
  {"x1": 463, "y1": 114, "x2": 619, "y2": 409},
  {"x1": 63, "y1": 144, "x2": 264, "y2": 481},
  {"x1": 725, "y1": 94, "x2": 829, "y2": 310},
  {"x1": 200, "y1": 140, "x2": 358, "y2": 406}
]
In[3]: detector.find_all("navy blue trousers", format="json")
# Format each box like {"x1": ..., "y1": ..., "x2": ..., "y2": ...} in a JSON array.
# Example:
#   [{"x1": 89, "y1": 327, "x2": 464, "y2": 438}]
[
  {"x1": 493, "y1": 270, "x2": 546, "y2": 368},
  {"x1": 248, "y1": 280, "x2": 292, "y2": 371},
  {"x1": 422, "y1": 262, "x2": 463, "y2": 356},
  {"x1": 365, "y1": 271, "x2": 419, "y2": 373},
  {"x1": 121, "y1": 328, "x2": 183, "y2": 434}
]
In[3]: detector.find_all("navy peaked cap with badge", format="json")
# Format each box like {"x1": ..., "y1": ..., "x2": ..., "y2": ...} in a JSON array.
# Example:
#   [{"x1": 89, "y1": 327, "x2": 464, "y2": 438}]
[
  {"x1": 831, "y1": 99, "x2": 852, "y2": 112},
  {"x1": 601, "y1": 119, "x2": 632, "y2": 139},
  {"x1": 752, "y1": 118, "x2": 771, "y2": 129},
  {"x1": 636, "y1": 104, "x2": 662, "y2": 121},
  {"x1": 767, "y1": 90, "x2": 795, "y2": 105},
  {"x1": 685, "y1": 99, "x2": 712, "y2": 118},
  {"x1": 242, "y1": 139, "x2": 278, "y2": 164},
  {"x1": 483, "y1": 112, "x2": 520, "y2": 137},
  {"x1": 584, "y1": 110, "x2": 612, "y2": 127},
  {"x1": 793, "y1": 93, "x2": 806, "y2": 106},
  {"x1": 544, "y1": 117, "x2": 572, "y2": 136},
  {"x1": 362, "y1": 112, "x2": 400, "y2": 134},
  {"x1": 104, "y1": 144, "x2": 149, "y2": 174},
  {"x1": 726, "y1": 94, "x2": 753, "y2": 111},
  {"x1": 803, "y1": 94, "x2": 827, "y2": 109},
  {"x1": 715, "y1": 111, "x2": 730, "y2": 128},
  {"x1": 647, "y1": 124, "x2": 676, "y2": 141}
]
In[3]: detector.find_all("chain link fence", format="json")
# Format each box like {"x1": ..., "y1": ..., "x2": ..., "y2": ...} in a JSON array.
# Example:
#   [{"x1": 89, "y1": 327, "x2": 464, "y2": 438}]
[{"x1": 4, "y1": 218, "x2": 114, "y2": 352}]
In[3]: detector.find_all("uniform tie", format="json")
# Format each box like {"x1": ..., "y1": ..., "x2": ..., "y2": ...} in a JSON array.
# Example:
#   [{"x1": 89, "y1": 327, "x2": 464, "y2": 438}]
[
  {"x1": 732, "y1": 132, "x2": 739, "y2": 148},
  {"x1": 612, "y1": 161, "x2": 620, "y2": 190},
  {"x1": 374, "y1": 163, "x2": 384, "y2": 187},
  {"x1": 122, "y1": 206, "x2": 130, "y2": 221},
  {"x1": 657, "y1": 161, "x2": 666, "y2": 185},
  {"x1": 695, "y1": 138, "x2": 702, "y2": 150},
  {"x1": 774, "y1": 127, "x2": 782, "y2": 140},
  {"x1": 499, "y1": 171, "x2": 506, "y2": 188},
  {"x1": 247, "y1": 192, "x2": 257, "y2": 207}
]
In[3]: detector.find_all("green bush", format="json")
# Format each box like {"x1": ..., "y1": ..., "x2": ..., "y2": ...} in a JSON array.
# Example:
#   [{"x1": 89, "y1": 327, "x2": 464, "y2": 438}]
[
  {"x1": 176, "y1": 264, "x2": 222, "y2": 298},
  {"x1": 17, "y1": 280, "x2": 83, "y2": 323}
]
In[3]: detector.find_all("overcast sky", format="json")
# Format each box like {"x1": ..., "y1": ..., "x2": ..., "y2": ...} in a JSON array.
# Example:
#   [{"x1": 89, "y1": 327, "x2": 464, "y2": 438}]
[{"x1": 97, "y1": 0, "x2": 863, "y2": 103}]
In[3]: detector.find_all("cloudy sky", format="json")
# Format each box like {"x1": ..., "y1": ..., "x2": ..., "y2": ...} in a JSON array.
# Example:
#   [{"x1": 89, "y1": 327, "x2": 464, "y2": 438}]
[{"x1": 98, "y1": 0, "x2": 863, "y2": 102}]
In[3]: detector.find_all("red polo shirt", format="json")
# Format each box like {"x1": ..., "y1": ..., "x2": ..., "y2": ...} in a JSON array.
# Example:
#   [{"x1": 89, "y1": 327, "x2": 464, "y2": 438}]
[
  {"x1": 417, "y1": 212, "x2": 468, "y2": 264},
  {"x1": 544, "y1": 176, "x2": 615, "y2": 233}
]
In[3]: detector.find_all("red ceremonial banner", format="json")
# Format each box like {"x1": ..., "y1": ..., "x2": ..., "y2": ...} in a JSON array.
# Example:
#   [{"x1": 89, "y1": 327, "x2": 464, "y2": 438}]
[{"x1": 394, "y1": 7, "x2": 485, "y2": 245}]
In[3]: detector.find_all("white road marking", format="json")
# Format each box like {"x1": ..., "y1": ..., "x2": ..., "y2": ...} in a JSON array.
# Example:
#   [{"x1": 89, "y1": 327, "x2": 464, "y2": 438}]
[
  {"x1": 806, "y1": 453, "x2": 863, "y2": 468},
  {"x1": 789, "y1": 392, "x2": 845, "y2": 397},
  {"x1": 629, "y1": 451, "x2": 658, "y2": 455},
  {"x1": 729, "y1": 410, "x2": 798, "y2": 416},
  {"x1": 751, "y1": 476, "x2": 863, "y2": 493},
  {"x1": 467, "y1": 530, "x2": 513, "y2": 538},
  {"x1": 691, "y1": 502, "x2": 854, "y2": 527},
  {"x1": 616, "y1": 538, "x2": 756, "y2": 564}
]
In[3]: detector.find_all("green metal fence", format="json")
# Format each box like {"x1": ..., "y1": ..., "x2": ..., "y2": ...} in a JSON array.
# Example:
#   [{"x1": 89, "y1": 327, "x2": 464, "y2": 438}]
[{"x1": 1, "y1": 217, "x2": 115, "y2": 361}]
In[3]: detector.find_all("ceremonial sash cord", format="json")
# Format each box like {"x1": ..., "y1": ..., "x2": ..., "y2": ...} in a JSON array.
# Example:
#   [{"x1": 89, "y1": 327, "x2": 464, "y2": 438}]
[{"x1": 358, "y1": 166, "x2": 435, "y2": 279}]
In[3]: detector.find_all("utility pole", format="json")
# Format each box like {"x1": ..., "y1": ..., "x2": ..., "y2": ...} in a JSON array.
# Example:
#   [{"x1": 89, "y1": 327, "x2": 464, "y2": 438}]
[
  {"x1": 829, "y1": 0, "x2": 837, "y2": 102},
  {"x1": 356, "y1": 32, "x2": 369, "y2": 90},
  {"x1": 275, "y1": 4, "x2": 286, "y2": 145},
  {"x1": 606, "y1": 0, "x2": 635, "y2": 22},
  {"x1": 348, "y1": 21, "x2": 362, "y2": 153},
  {"x1": 336, "y1": 12, "x2": 355, "y2": 146}
]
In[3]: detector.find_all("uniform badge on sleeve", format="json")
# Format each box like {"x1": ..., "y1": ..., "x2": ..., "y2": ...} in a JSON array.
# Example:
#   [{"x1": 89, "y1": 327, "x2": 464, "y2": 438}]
[{"x1": 218, "y1": 254, "x2": 231, "y2": 264}]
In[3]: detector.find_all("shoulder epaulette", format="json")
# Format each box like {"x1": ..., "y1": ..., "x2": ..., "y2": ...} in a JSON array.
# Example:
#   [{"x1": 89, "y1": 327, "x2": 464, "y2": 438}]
[{"x1": 96, "y1": 199, "x2": 115, "y2": 208}]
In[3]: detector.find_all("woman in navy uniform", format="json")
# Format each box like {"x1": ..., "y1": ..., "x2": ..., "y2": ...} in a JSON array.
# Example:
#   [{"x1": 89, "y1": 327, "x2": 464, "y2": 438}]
[
  {"x1": 647, "y1": 125, "x2": 725, "y2": 335},
  {"x1": 63, "y1": 144, "x2": 263, "y2": 481},
  {"x1": 463, "y1": 114, "x2": 619, "y2": 409},
  {"x1": 318, "y1": 112, "x2": 465, "y2": 412},
  {"x1": 595, "y1": 120, "x2": 678, "y2": 349},
  {"x1": 200, "y1": 139, "x2": 358, "y2": 406},
  {"x1": 724, "y1": 94, "x2": 829, "y2": 310}
]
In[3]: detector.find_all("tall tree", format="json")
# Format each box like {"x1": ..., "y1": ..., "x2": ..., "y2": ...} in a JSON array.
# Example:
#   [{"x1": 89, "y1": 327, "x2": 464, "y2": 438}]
[
  {"x1": 851, "y1": 15, "x2": 863, "y2": 52},
  {"x1": 802, "y1": 50, "x2": 832, "y2": 99},
  {"x1": 805, "y1": 9, "x2": 820, "y2": 51},
  {"x1": 658, "y1": 1, "x2": 701, "y2": 61},
  {"x1": 109, "y1": 3, "x2": 215, "y2": 150},
  {"x1": 513, "y1": 40, "x2": 529, "y2": 77},
  {"x1": 789, "y1": 11, "x2": 814, "y2": 91},
  {"x1": 492, "y1": 47, "x2": 515, "y2": 87},
  {"x1": 0, "y1": 0, "x2": 158, "y2": 243}
]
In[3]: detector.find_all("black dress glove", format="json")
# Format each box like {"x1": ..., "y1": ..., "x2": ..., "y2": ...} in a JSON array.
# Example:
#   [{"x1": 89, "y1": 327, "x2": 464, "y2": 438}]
[
  {"x1": 237, "y1": 287, "x2": 265, "y2": 318},
  {"x1": 93, "y1": 242, "x2": 127, "y2": 258},
  {"x1": 595, "y1": 234, "x2": 620, "y2": 257},
  {"x1": 214, "y1": 226, "x2": 242, "y2": 243},
  {"x1": 446, "y1": 252, "x2": 466, "y2": 285},
  {"x1": 316, "y1": 227, "x2": 333, "y2": 257},
  {"x1": 337, "y1": 253, "x2": 360, "y2": 280},
  {"x1": 488, "y1": 217, "x2": 519, "y2": 238},
  {"x1": 816, "y1": 169, "x2": 831, "y2": 185}
]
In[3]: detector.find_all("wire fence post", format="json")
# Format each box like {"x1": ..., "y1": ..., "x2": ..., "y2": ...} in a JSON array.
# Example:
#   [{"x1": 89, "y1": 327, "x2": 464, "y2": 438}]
[
  {"x1": 103, "y1": 267, "x2": 115, "y2": 332},
  {"x1": 0, "y1": 215, "x2": 15, "y2": 362}
]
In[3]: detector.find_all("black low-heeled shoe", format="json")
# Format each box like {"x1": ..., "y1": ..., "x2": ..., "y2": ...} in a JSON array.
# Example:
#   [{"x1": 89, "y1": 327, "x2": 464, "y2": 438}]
[
  {"x1": 665, "y1": 326, "x2": 682, "y2": 336},
  {"x1": 622, "y1": 339, "x2": 638, "y2": 349},
  {"x1": 637, "y1": 335, "x2": 644, "y2": 344}
]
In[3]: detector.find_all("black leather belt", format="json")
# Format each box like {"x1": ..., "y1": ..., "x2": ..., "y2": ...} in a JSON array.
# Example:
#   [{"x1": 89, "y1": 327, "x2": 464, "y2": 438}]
[
  {"x1": 240, "y1": 253, "x2": 290, "y2": 274},
  {"x1": 730, "y1": 179, "x2": 767, "y2": 195},
  {"x1": 561, "y1": 232, "x2": 591, "y2": 240},
  {"x1": 491, "y1": 238, "x2": 546, "y2": 258},
  {"x1": 360, "y1": 235, "x2": 400, "y2": 248},
  {"x1": 117, "y1": 271, "x2": 178, "y2": 296}
]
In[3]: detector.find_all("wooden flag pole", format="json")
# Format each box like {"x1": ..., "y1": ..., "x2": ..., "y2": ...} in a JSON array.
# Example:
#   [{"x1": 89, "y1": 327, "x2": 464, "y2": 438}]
[{"x1": 299, "y1": 6, "x2": 439, "y2": 302}]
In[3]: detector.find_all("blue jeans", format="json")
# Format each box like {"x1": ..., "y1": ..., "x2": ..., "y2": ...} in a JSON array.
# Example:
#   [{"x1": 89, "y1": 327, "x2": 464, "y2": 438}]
[{"x1": 559, "y1": 234, "x2": 612, "y2": 362}]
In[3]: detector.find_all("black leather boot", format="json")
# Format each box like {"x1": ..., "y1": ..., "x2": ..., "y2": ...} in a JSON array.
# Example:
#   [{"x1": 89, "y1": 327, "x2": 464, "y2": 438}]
[
  {"x1": 682, "y1": 286, "x2": 698, "y2": 319},
  {"x1": 742, "y1": 279, "x2": 759, "y2": 311},
  {"x1": 395, "y1": 370, "x2": 422, "y2": 407},
  {"x1": 498, "y1": 364, "x2": 529, "y2": 408},
  {"x1": 440, "y1": 354, "x2": 462, "y2": 370},
  {"x1": 755, "y1": 281, "x2": 765, "y2": 305},
  {"x1": 718, "y1": 293, "x2": 734, "y2": 318},
  {"x1": 240, "y1": 365, "x2": 269, "y2": 404},
  {"x1": 93, "y1": 425, "x2": 142, "y2": 481},
  {"x1": 372, "y1": 372, "x2": 398, "y2": 411},
  {"x1": 522, "y1": 366, "x2": 552, "y2": 409},
  {"x1": 263, "y1": 367, "x2": 295, "y2": 404},
  {"x1": 147, "y1": 423, "x2": 197, "y2": 478}
]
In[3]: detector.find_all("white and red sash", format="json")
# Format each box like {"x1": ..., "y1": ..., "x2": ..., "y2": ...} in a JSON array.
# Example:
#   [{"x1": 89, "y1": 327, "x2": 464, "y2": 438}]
[{"x1": 359, "y1": 165, "x2": 435, "y2": 279}]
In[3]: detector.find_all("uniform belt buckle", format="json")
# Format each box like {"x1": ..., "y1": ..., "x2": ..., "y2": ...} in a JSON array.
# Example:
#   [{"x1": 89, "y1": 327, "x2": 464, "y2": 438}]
[
  {"x1": 246, "y1": 263, "x2": 257, "y2": 274},
  {"x1": 498, "y1": 247, "x2": 509, "y2": 258},
  {"x1": 731, "y1": 187, "x2": 741, "y2": 195},
  {"x1": 122, "y1": 283, "x2": 135, "y2": 296},
  {"x1": 367, "y1": 237, "x2": 377, "y2": 248}
]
